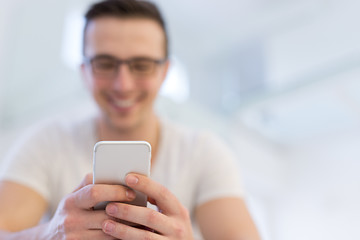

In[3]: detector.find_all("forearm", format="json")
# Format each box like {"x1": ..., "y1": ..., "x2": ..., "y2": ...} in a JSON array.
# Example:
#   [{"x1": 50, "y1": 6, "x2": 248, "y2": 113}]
[{"x1": 0, "y1": 223, "x2": 49, "y2": 240}]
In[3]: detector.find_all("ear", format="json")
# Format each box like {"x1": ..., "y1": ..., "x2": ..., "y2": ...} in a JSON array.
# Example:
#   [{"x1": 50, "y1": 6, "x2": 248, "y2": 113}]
[
  {"x1": 80, "y1": 63, "x2": 92, "y2": 89},
  {"x1": 160, "y1": 59, "x2": 170, "y2": 84}
]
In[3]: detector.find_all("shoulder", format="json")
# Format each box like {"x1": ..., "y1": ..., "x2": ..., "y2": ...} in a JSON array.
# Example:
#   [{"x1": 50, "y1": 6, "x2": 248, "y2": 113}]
[
  {"x1": 6, "y1": 114, "x2": 96, "y2": 157},
  {"x1": 160, "y1": 118, "x2": 235, "y2": 160}
]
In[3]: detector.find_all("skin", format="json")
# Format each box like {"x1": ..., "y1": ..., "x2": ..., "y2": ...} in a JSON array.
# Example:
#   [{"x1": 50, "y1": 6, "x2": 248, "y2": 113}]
[
  {"x1": 82, "y1": 17, "x2": 168, "y2": 141},
  {"x1": 0, "y1": 17, "x2": 261, "y2": 240}
]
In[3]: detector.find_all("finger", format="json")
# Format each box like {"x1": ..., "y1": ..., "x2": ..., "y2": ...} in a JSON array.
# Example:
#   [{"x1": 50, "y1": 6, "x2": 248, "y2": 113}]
[
  {"x1": 102, "y1": 219, "x2": 166, "y2": 240},
  {"x1": 105, "y1": 202, "x2": 172, "y2": 235},
  {"x1": 73, "y1": 184, "x2": 136, "y2": 209},
  {"x1": 82, "y1": 210, "x2": 111, "y2": 230},
  {"x1": 58, "y1": 209, "x2": 111, "y2": 232},
  {"x1": 77, "y1": 229, "x2": 115, "y2": 240},
  {"x1": 73, "y1": 173, "x2": 93, "y2": 193},
  {"x1": 125, "y1": 174, "x2": 181, "y2": 215}
]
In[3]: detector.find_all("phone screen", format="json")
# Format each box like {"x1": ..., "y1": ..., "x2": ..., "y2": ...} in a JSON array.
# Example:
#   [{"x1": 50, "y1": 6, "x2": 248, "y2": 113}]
[{"x1": 92, "y1": 141, "x2": 151, "y2": 210}]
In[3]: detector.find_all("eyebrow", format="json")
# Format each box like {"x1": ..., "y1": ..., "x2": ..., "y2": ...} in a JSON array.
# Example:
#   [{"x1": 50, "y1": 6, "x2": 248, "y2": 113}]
[{"x1": 87, "y1": 54, "x2": 167, "y2": 62}]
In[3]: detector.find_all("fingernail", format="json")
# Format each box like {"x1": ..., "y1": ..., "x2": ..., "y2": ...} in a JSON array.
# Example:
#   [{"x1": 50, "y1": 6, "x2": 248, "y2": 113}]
[
  {"x1": 104, "y1": 221, "x2": 115, "y2": 232},
  {"x1": 126, "y1": 175, "x2": 138, "y2": 186},
  {"x1": 107, "y1": 204, "x2": 117, "y2": 215},
  {"x1": 126, "y1": 189, "x2": 136, "y2": 199}
]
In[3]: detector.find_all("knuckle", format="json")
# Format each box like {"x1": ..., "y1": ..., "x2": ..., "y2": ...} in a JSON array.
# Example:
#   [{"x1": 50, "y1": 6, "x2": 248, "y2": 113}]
[
  {"x1": 146, "y1": 210, "x2": 158, "y2": 225},
  {"x1": 143, "y1": 230, "x2": 155, "y2": 240},
  {"x1": 120, "y1": 204, "x2": 130, "y2": 219},
  {"x1": 63, "y1": 215, "x2": 76, "y2": 232},
  {"x1": 63, "y1": 196, "x2": 75, "y2": 210},
  {"x1": 173, "y1": 222, "x2": 186, "y2": 238},
  {"x1": 115, "y1": 186, "x2": 127, "y2": 200},
  {"x1": 65, "y1": 235, "x2": 79, "y2": 240},
  {"x1": 180, "y1": 205, "x2": 190, "y2": 219},
  {"x1": 84, "y1": 173, "x2": 93, "y2": 184},
  {"x1": 68, "y1": 235, "x2": 83, "y2": 240},
  {"x1": 88, "y1": 185, "x2": 101, "y2": 200},
  {"x1": 117, "y1": 223, "x2": 128, "y2": 238},
  {"x1": 158, "y1": 185, "x2": 170, "y2": 201}
]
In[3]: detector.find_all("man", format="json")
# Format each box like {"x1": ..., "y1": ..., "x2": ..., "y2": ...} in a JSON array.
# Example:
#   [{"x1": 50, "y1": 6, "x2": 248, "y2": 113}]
[{"x1": 0, "y1": 0, "x2": 261, "y2": 239}]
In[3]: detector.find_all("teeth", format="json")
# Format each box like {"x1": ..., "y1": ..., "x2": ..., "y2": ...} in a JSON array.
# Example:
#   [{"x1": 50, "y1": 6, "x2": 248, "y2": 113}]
[
  {"x1": 114, "y1": 99, "x2": 134, "y2": 108},
  {"x1": 115, "y1": 100, "x2": 135, "y2": 108}
]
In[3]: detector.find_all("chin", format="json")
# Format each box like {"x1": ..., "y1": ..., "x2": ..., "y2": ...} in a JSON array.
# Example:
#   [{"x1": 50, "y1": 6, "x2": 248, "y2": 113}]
[
  {"x1": 99, "y1": 102, "x2": 151, "y2": 134},
  {"x1": 109, "y1": 116, "x2": 142, "y2": 133}
]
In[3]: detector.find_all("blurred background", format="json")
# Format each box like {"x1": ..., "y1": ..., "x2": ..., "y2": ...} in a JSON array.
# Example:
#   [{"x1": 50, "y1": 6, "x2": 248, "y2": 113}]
[{"x1": 1, "y1": 0, "x2": 360, "y2": 239}]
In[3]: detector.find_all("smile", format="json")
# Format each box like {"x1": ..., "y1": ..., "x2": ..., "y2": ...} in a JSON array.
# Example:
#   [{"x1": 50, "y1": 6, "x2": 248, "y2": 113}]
[{"x1": 113, "y1": 99, "x2": 135, "y2": 108}]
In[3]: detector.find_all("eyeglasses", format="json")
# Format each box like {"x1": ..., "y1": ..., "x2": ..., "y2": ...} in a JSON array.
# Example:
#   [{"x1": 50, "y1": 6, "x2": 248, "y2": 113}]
[{"x1": 84, "y1": 55, "x2": 167, "y2": 78}]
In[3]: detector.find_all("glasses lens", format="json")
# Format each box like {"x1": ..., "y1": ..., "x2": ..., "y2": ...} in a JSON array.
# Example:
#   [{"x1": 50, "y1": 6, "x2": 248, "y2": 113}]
[
  {"x1": 92, "y1": 57, "x2": 117, "y2": 77},
  {"x1": 129, "y1": 59, "x2": 156, "y2": 75}
]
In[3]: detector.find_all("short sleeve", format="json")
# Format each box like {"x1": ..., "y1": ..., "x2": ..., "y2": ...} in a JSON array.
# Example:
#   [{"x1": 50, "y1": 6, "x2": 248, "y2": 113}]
[
  {"x1": 0, "y1": 124, "x2": 53, "y2": 201},
  {"x1": 193, "y1": 132, "x2": 244, "y2": 206}
]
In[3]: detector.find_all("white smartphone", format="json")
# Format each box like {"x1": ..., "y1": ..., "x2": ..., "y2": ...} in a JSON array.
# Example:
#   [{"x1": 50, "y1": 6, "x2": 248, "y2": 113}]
[{"x1": 92, "y1": 141, "x2": 151, "y2": 210}]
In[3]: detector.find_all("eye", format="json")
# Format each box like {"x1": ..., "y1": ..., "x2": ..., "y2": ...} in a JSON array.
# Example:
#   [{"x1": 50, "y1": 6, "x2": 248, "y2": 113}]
[
  {"x1": 93, "y1": 58, "x2": 117, "y2": 71},
  {"x1": 131, "y1": 60, "x2": 154, "y2": 73}
]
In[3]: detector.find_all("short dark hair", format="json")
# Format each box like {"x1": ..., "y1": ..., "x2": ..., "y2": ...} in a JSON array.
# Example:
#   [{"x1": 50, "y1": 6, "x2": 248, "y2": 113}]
[{"x1": 83, "y1": 0, "x2": 169, "y2": 57}]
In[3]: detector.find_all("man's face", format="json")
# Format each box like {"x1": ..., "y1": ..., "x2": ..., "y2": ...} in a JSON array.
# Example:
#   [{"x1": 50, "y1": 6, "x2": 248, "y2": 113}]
[{"x1": 82, "y1": 17, "x2": 169, "y2": 132}]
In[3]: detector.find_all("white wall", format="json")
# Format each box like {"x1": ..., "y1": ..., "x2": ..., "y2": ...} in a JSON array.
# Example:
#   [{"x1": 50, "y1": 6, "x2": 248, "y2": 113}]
[{"x1": 272, "y1": 131, "x2": 360, "y2": 240}]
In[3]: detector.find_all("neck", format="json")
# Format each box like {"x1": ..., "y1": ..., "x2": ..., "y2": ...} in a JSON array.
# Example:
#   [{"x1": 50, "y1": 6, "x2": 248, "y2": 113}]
[{"x1": 96, "y1": 114, "x2": 161, "y2": 163}]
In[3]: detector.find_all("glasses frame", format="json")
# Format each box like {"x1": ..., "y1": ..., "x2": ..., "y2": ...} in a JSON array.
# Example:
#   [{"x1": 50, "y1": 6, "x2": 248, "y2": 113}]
[{"x1": 83, "y1": 54, "x2": 167, "y2": 78}]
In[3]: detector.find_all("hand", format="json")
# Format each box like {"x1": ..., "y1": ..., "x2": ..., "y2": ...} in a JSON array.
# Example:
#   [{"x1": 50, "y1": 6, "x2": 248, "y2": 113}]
[
  {"x1": 102, "y1": 173, "x2": 194, "y2": 240},
  {"x1": 43, "y1": 173, "x2": 136, "y2": 240}
]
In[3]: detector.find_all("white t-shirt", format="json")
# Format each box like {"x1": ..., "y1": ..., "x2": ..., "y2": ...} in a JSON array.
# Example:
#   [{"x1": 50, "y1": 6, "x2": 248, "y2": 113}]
[{"x1": 0, "y1": 115, "x2": 243, "y2": 239}]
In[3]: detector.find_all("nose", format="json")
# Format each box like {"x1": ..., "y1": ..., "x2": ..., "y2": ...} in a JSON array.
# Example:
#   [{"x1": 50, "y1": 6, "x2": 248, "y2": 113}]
[{"x1": 112, "y1": 64, "x2": 135, "y2": 91}]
